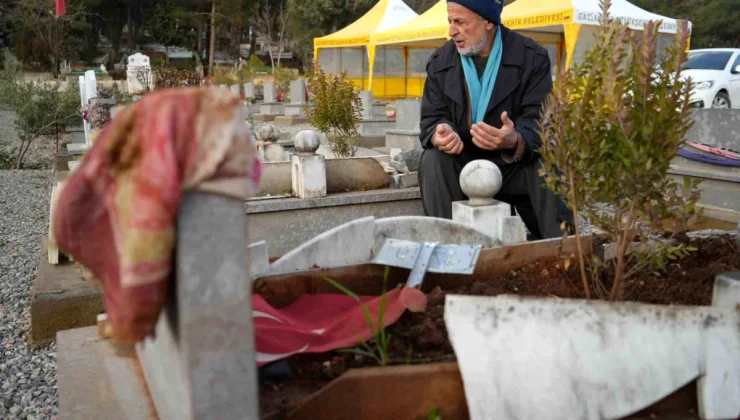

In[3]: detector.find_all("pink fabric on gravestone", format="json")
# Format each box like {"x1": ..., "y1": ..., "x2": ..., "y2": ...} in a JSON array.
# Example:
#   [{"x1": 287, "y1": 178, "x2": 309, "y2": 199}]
[{"x1": 52, "y1": 87, "x2": 260, "y2": 344}]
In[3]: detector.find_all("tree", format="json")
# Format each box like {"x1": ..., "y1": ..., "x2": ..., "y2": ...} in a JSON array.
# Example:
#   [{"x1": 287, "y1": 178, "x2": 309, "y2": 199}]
[
  {"x1": 252, "y1": 0, "x2": 291, "y2": 73},
  {"x1": 0, "y1": 67, "x2": 80, "y2": 168},
  {"x1": 0, "y1": 0, "x2": 92, "y2": 76},
  {"x1": 538, "y1": 0, "x2": 702, "y2": 300},
  {"x1": 631, "y1": 0, "x2": 740, "y2": 48},
  {"x1": 285, "y1": 0, "x2": 373, "y2": 66}
]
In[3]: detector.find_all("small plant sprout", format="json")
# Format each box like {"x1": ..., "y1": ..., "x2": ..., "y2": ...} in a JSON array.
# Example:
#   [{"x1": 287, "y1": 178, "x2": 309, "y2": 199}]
[{"x1": 322, "y1": 266, "x2": 393, "y2": 366}]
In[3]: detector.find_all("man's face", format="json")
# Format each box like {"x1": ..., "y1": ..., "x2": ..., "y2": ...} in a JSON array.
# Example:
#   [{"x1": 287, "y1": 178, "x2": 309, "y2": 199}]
[{"x1": 447, "y1": 3, "x2": 494, "y2": 56}]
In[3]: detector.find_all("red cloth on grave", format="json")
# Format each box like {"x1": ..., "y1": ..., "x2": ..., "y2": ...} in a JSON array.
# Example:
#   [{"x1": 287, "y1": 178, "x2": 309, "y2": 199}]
[
  {"x1": 253, "y1": 288, "x2": 427, "y2": 366},
  {"x1": 52, "y1": 87, "x2": 261, "y2": 344}
]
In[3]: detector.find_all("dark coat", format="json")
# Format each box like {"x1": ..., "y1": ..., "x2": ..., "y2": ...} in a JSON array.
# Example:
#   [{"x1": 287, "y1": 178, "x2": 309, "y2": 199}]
[{"x1": 418, "y1": 25, "x2": 553, "y2": 166}]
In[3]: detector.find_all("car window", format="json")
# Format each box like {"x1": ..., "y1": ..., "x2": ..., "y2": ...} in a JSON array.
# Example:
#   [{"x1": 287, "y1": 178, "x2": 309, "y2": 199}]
[
  {"x1": 732, "y1": 53, "x2": 740, "y2": 73},
  {"x1": 683, "y1": 51, "x2": 733, "y2": 70}
]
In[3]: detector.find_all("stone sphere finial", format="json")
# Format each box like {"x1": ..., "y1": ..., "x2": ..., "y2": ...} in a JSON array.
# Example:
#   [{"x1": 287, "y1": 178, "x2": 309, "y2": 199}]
[
  {"x1": 256, "y1": 123, "x2": 280, "y2": 143},
  {"x1": 459, "y1": 160, "x2": 502, "y2": 205},
  {"x1": 294, "y1": 130, "x2": 320, "y2": 155}
]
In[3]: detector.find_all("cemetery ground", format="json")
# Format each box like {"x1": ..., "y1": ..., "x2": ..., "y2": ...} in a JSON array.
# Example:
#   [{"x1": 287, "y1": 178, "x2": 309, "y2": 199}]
[{"x1": 0, "y1": 168, "x2": 57, "y2": 419}]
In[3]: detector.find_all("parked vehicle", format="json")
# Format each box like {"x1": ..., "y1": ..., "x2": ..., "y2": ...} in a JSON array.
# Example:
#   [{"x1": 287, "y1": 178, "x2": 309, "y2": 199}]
[{"x1": 682, "y1": 48, "x2": 740, "y2": 109}]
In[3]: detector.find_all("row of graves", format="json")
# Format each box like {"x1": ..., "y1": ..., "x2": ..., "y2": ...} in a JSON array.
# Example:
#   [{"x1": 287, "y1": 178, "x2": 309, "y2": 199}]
[{"x1": 28, "y1": 52, "x2": 740, "y2": 419}]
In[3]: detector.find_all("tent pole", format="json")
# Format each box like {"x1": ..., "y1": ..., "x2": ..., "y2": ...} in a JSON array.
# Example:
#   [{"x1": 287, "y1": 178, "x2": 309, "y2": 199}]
[
  {"x1": 563, "y1": 23, "x2": 581, "y2": 70},
  {"x1": 367, "y1": 45, "x2": 376, "y2": 96}
]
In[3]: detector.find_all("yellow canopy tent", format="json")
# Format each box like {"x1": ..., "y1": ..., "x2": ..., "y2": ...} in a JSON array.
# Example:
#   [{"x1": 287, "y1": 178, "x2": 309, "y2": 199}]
[
  {"x1": 370, "y1": 0, "x2": 690, "y2": 97},
  {"x1": 501, "y1": 0, "x2": 691, "y2": 70},
  {"x1": 370, "y1": 0, "x2": 448, "y2": 97},
  {"x1": 313, "y1": 0, "x2": 419, "y2": 98}
]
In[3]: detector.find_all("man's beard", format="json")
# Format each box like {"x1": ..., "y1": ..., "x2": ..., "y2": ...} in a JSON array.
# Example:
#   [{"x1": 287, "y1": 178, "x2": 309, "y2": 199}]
[{"x1": 459, "y1": 31, "x2": 489, "y2": 56}]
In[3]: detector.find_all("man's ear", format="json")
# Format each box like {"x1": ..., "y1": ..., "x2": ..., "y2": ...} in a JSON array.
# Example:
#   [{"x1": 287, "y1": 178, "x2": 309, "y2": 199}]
[{"x1": 486, "y1": 21, "x2": 494, "y2": 31}]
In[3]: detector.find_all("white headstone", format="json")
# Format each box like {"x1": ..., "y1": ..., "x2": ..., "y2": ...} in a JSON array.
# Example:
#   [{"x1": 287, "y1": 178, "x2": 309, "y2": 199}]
[
  {"x1": 230, "y1": 84, "x2": 241, "y2": 98},
  {"x1": 360, "y1": 90, "x2": 373, "y2": 120},
  {"x1": 263, "y1": 82, "x2": 277, "y2": 103},
  {"x1": 452, "y1": 160, "x2": 527, "y2": 245},
  {"x1": 126, "y1": 53, "x2": 153, "y2": 94},
  {"x1": 84, "y1": 70, "x2": 97, "y2": 103},
  {"x1": 290, "y1": 80, "x2": 305, "y2": 105},
  {"x1": 244, "y1": 82, "x2": 255, "y2": 99},
  {"x1": 291, "y1": 130, "x2": 326, "y2": 199},
  {"x1": 445, "y1": 294, "x2": 740, "y2": 420},
  {"x1": 78, "y1": 76, "x2": 91, "y2": 146}
]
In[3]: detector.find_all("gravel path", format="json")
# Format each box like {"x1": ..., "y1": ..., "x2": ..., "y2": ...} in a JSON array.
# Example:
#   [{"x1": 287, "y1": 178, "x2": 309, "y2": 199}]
[{"x1": 0, "y1": 170, "x2": 57, "y2": 419}]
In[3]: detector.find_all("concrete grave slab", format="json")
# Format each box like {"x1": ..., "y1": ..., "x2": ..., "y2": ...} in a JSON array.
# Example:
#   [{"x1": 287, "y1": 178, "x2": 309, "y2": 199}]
[
  {"x1": 57, "y1": 326, "x2": 155, "y2": 420},
  {"x1": 268, "y1": 216, "x2": 377, "y2": 276},
  {"x1": 255, "y1": 158, "x2": 391, "y2": 197},
  {"x1": 30, "y1": 238, "x2": 104, "y2": 347},
  {"x1": 246, "y1": 188, "x2": 423, "y2": 258}
]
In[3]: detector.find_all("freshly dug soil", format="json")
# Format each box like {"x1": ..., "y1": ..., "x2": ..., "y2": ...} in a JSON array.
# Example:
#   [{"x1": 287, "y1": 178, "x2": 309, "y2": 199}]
[{"x1": 259, "y1": 234, "x2": 739, "y2": 418}]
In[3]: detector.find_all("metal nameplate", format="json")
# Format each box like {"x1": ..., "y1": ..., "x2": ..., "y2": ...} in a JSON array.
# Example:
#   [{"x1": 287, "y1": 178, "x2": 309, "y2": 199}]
[{"x1": 373, "y1": 238, "x2": 481, "y2": 275}]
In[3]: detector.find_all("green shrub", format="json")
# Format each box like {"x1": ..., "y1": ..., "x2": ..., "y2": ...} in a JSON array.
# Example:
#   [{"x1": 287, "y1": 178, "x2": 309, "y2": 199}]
[
  {"x1": 538, "y1": 0, "x2": 700, "y2": 300},
  {"x1": 213, "y1": 66, "x2": 239, "y2": 86},
  {"x1": 153, "y1": 66, "x2": 203, "y2": 89},
  {"x1": 0, "y1": 63, "x2": 80, "y2": 169},
  {"x1": 273, "y1": 65, "x2": 295, "y2": 100},
  {"x1": 305, "y1": 64, "x2": 362, "y2": 158},
  {"x1": 238, "y1": 56, "x2": 268, "y2": 83}
]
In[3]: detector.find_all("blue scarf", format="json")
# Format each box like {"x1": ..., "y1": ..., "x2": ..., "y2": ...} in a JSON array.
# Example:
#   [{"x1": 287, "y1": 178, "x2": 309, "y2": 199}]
[{"x1": 460, "y1": 26, "x2": 503, "y2": 124}]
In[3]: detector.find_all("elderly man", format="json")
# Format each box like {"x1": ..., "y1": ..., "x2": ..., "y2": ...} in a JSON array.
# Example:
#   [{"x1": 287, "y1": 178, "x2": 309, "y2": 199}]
[{"x1": 418, "y1": 0, "x2": 573, "y2": 239}]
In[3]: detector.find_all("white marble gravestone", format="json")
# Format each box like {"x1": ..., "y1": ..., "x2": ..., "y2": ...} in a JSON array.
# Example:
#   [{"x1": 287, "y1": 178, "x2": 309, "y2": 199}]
[
  {"x1": 244, "y1": 82, "x2": 255, "y2": 100},
  {"x1": 283, "y1": 80, "x2": 308, "y2": 118},
  {"x1": 263, "y1": 82, "x2": 277, "y2": 103},
  {"x1": 452, "y1": 160, "x2": 527, "y2": 245},
  {"x1": 291, "y1": 130, "x2": 326, "y2": 199},
  {"x1": 229, "y1": 84, "x2": 241, "y2": 98},
  {"x1": 445, "y1": 290, "x2": 740, "y2": 420},
  {"x1": 360, "y1": 90, "x2": 373, "y2": 120},
  {"x1": 259, "y1": 82, "x2": 283, "y2": 115},
  {"x1": 385, "y1": 99, "x2": 422, "y2": 150},
  {"x1": 126, "y1": 53, "x2": 153, "y2": 94}
]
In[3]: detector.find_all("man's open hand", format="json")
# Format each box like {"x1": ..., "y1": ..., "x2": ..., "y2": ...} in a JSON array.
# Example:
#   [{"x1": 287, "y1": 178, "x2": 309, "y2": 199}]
[
  {"x1": 471, "y1": 111, "x2": 518, "y2": 151},
  {"x1": 432, "y1": 123, "x2": 464, "y2": 155}
]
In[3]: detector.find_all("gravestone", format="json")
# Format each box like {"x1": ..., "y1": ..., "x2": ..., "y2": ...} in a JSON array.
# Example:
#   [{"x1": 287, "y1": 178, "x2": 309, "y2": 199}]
[
  {"x1": 257, "y1": 123, "x2": 286, "y2": 162},
  {"x1": 278, "y1": 80, "x2": 310, "y2": 123},
  {"x1": 358, "y1": 90, "x2": 394, "y2": 138},
  {"x1": 126, "y1": 53, "x2": 153, "y2": 94},
  {"x1": 136, "y1": 192, "x2": 259, "y2": 420},
  {"x1": 360, "y1": 90, "x2": 373, "y2": 120},
  {"x1": 256, "y1": 82, "x2": 283, "y2": 121},
  {"x1": 291, "y1": 131, "x2": 326, "y2": 199},
  {"x1": 264, "y1": 82, "x2": 277, "y2": 103},
  {"x1": 244, "y1": 82, "x2": 255, "y2": 100},
  {"x1": 230, "y1": 84, "x2": 241, "y2": 98},
  {"x1": 385, "y1": 99, "x2": 422, "y2": 151},
  {"x1": 289, "y1": 80, "x2": 306, "y2": 105},
  {"x1": 452, "y1": 160, "x2": 527, "y2": 245}
]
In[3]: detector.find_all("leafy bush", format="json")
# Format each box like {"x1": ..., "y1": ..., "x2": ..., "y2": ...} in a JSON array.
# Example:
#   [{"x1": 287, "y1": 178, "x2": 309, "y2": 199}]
[
  {"x1": 273, "y1": 65, "x2": 295, "y2": 100},
  {"x1": 0, "y1": 59, "x2": 80, "y2": 168},
  {"x1": 213, "y1": 66, "x2": 239, "y2": 86},
  {"x1": 238, "y1": 56, "x2": 268, "y2": 83},
  {"x1": 153, "y1": 66, "x2": 203, "y2": 89},
  {"x1": 538, "y1": 0, "x2": 700, "y2": 300},
  {"x1": 305, "y1": 64, "x2": 362, "y2": 157}
]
